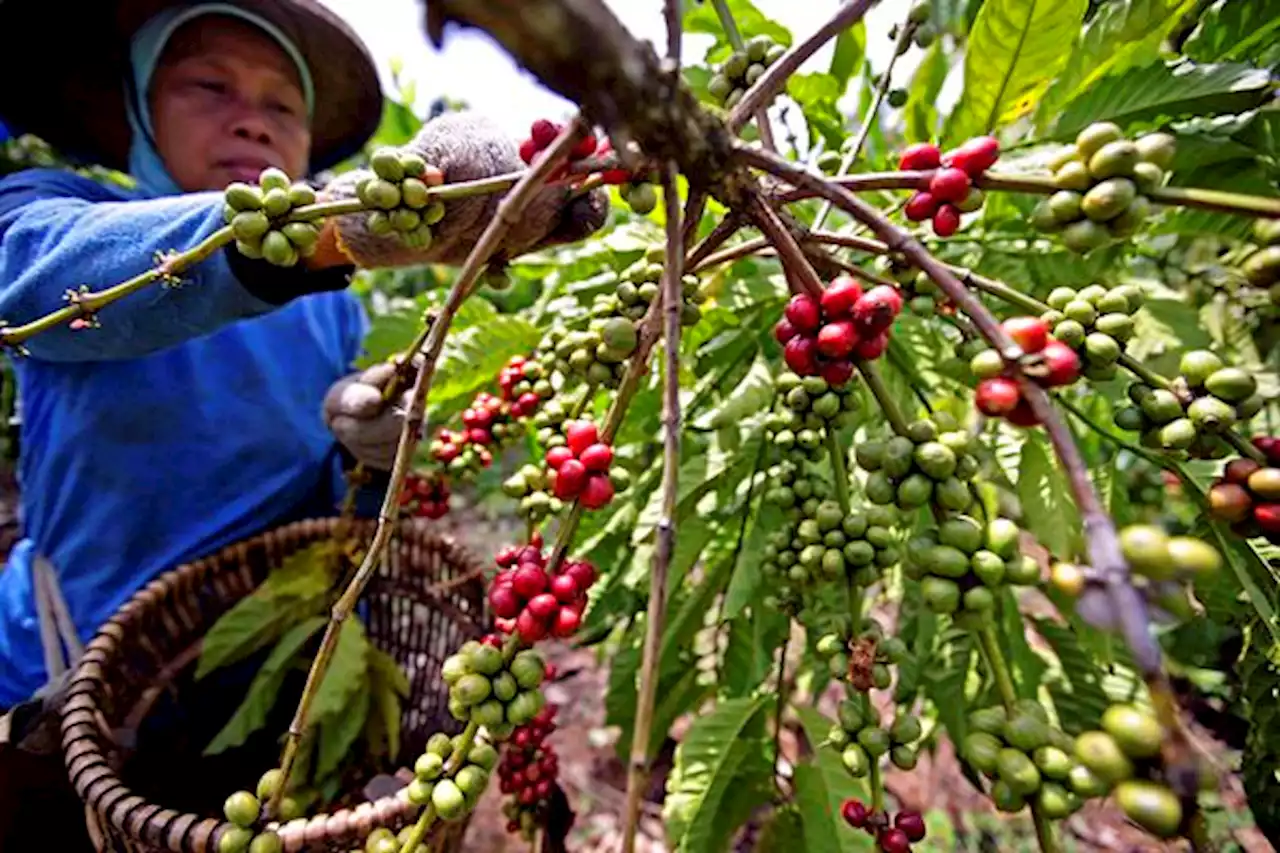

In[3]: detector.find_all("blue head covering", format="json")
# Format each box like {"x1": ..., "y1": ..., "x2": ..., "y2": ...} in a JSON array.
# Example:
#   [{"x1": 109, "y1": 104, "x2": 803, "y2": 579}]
[{"x1": 125, "y1": 2, "x2": 316, "y2": 197}]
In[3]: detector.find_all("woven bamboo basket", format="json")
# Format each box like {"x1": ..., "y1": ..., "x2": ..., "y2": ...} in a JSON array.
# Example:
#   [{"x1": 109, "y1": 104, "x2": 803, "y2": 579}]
[{"x1": 58, "y1": 517, "x2": 487, "y2": 853}]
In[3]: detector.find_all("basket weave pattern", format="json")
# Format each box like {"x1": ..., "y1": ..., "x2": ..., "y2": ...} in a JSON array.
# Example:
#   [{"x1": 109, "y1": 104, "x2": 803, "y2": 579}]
[{"x1": 58, "y1": 518, "x2": 487, "y2": 853}]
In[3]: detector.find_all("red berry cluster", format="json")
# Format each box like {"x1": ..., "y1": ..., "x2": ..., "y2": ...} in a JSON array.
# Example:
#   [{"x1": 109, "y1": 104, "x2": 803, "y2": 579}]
[
  {"x1": 899, "y1": 136, "x2": 1000, "y2": 237},
  {"x1": 974, "y1": 318, "x2": 1080, "y2": 427},
  {"x1": 489, "y1": 543, "x2": 598, "y2": 643},
  {"x1": 519, "y1": 119, "x2": 599, "y2": 170},
  {"x1": 432, "y1": 391, "x2": 507, "y2": 470},
  {"x1": 773, "y1": 277, "x2": 904, "y2": 382},
  {"x1": 1208, "y1": 444, "x2": 1280, "y2": 543},
  {"x1": 399, "y1": 472, "x2": 450, "y2": 519},
  {"x1": 497, "y1": 355, "x2": 545, "y2": 418},
  {"x1": 841, "y1": 799, "x2": 926, "y2": 853},
  {"x1": 499, "y1": 705, "x2": 562, "y2": 838},
  {"x1": 545, "y1": 421, "x2": 616, "y2": 509}
]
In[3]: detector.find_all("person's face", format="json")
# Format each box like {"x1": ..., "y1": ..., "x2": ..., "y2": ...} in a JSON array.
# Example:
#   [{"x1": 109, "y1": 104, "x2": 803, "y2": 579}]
[{"x1": 148, "y1": 16, "x2": 311, "y2": 191}]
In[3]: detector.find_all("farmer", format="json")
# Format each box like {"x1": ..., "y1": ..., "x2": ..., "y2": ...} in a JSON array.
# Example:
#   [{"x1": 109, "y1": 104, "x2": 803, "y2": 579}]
[{"x1": 0, "y1": 0, "x2": 605, "y2": 842}]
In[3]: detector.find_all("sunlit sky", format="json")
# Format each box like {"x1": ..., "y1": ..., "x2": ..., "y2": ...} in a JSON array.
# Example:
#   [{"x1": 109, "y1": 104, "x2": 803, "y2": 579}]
[{"x1": 316, "y1": 0, "x2": 934, "y2": 138}]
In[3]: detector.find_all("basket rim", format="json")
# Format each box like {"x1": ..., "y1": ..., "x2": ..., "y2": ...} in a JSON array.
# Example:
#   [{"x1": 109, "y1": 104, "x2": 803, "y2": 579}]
[{"x1": 58, "y1": 516, "x2": 488, "y2": 853}]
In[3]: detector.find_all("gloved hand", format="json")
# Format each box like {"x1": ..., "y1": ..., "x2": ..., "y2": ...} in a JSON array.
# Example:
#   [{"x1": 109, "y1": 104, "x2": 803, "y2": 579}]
[
  {"x1": 322, "y1": 362, "x2": 412, "y2": 471},
  {"x1": 324, "y1": 112, "x2": 610, "y2": 268}
]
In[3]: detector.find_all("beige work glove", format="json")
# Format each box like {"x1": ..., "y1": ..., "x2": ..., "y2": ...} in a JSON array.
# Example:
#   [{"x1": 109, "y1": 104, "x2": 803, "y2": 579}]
[
  {"x1": 325, "y1": 112, "x2": 610, "y2": 268},
  {"x1": 322, "y1": 362, "x2": 412, "y2": 471}
]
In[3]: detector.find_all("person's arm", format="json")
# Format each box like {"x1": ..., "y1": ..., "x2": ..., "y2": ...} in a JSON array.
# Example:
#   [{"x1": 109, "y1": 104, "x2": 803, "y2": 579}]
[{"x1": 0, "y1": 179, "x2": 353, "y2": 363}]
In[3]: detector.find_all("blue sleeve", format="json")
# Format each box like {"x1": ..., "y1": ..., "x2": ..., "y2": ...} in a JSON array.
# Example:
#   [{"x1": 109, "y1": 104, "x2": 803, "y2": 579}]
[{"x1": 0, "y1": 183, "x2": 287, "y2": 362}]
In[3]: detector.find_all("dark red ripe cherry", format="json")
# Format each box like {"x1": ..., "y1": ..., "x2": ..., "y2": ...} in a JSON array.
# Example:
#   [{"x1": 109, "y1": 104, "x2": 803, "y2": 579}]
[
  {"x1": 550, "y1": 573, "x2": 580, "y2": 603},
  {"x1": 527, "y1": 593, "x2": 559, "y2": 621},
  {"x1": 821, "y1": 359, "x2": 856, "y2": 387},
  {"x1": 1002, "y1": 316, "x2": 1049, "y2": 354},
  {"x1": 518, "y1": 139, "x2": 538, "y2": 164},
  {"x1": 579, "y1": 443, "x2": 614, "y2": 472},
  {"x1": 879, "y1": 828, "x2": 911, "y2": 853},
  {"x1": 565, "y1": 421, "x2": 599, "y2": 456},
  {"x1": 821, "y1": 276, "x2": 864, "y2": 319},
  {"x1": 1040, "y1": 340, "x2": 1080, "y2": 386},
  {"x1": 854, "y1": 332, "x2": 890, "y2": 360},
  {"x1": 572, "y1": 134, "x2": 598, "y2": 159},
  {"x1": 898, "y1": 143, "x2": 941, "y2": 172},
  {"x1": 774, "y1": 318, "x2": 799, "y2": 344},
  {"x1": 565, "y1": 560, "x2": 597, "y2": 589},
  {"x1": 784, "y1": 294, "x2": 822, "y2": 333},
  {"x1": 929, "y1": 166, "x2": 971, "y2": 203},
  {"x1": 1006, "y1": 397, "x2": 1042, "y2": 427},
  {"x1": 581, "y1": 474, "x2": 616, "y2": 509},
  {"x1": 852, "y1": 286, "x2": 904, "y2": 335},
  {"x1": 552, "y1": 606, "x2": 582, "y2": 637},
  {"x1": 1255, "y1": 502, "x2": 1280, "y2": 535},
  {"x1": 904, "y1": 191, "x2": 939, "y2": 222},
  {"x1": 1254, "y1": 436, "x2": 1280, "y2": 465},
  {"x1": 817, "y1": 321, "x2": 859, "y2": 358},
  {"x1": 489, "y1": 584, "x2": 522, "y2": 619},
  {"x1": 895, "y1": 811, "x2": 926, "y2": 842},
  {"x1": 784, "y1": 336, "x2": 819, "y2": 376},
  {"x1": 932, "y1": 204, "x2": 960, "y2": 237},
  {"x1": 945, "y1": 135, "x2": 1000, "y2": 176},
  {"x1": 512, "y1": 565, "x2": 548, "y2": 599},
  {"x1": 516, "y1": 609, "x2": 547, "y2": 642},
  {"x1": 1226, "y1": 458, "x2": 1264, "y2": 484},
  {"x1": 554, "y1": 459, "x2": 588, "y2": 499},
  {"x1": 976, "y1": 377, "x2": 1021, "y2": 416},
  {"x1": 546, "y1": 446, "x2": 575, "y2": 470},
  {"x1": 841, "y1": 798, "x2": 869, "y2": 828},
  {"x1": 530, "y1": 119, "x2": 561, "y2": 149}
]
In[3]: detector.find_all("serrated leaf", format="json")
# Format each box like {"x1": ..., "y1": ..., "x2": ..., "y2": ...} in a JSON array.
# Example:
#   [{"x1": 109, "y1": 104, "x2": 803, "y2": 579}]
[
  {"x1": 1032, "y1": 618, "x2": 1110, "y2": 733},
  {"x1": 694, "y1": 356, "x2": 774, "y2": 430},
  {"x1": 1034, "y1": 0, "x2": 1193, "y2": 128},
  {"x1": 662, "y1": 695, "x2": 772, "y2": 852},
  {"x1": 310, "y1": 619, "x2": 371, "y2": 724},
  {"x1": 1184, "y1": 0, "x2": 1280, "y2": 65},
  {"x1": 1017, "y1": 432, "x2": 1082, "y2": 558},
  {"x1": 205, "y1": 615, "x2": 327, "y2": 755},
  {"x1": 317, "y1": 684, "x2": 371, "y2": 779},
  {"x1": 1050, "y1": 60, "x2": 1272, "y2": 141},
  {"x1": 945, "y1": 0, "x2": 1088, "y2": 143},
  {"x1": 430, "y1": 315, "x2": 542, "y2": 411},
  {"x1": 196, "y1": 544, "x2": 335, "y2": 680},
  {"x1": 793, "y1": 706, "x2": 871, "y2": 853},
  {"x1": 723, "y1": 502, "x2": 783, "y2": 618}
]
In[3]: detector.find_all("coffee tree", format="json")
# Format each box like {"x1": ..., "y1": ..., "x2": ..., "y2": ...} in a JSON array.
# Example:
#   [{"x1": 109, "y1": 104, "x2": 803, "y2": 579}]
[{"x1": 10, "y1": 0, "x2": 1280, "y2": 850}]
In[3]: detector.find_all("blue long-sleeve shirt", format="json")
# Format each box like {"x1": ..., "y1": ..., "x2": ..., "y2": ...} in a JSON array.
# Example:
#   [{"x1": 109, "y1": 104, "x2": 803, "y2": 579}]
[{"x1": 0, "y1": 168, "x2": 371, "y2": 705}]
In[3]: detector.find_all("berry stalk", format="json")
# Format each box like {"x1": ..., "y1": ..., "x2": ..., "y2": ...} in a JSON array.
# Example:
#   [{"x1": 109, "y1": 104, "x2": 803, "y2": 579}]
[
  {"x1": 708, "y1": 0, "x2": 776, "y2": 151},
  {"x1": 271, "y1": 119, "x2": 591, "y2": 818}
]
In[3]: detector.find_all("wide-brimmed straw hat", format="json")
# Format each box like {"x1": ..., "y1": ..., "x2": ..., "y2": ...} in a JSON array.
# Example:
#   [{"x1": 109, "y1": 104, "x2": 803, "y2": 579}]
[{"x1": 0, "y1": 0, "x2": 383, "y2": 172}]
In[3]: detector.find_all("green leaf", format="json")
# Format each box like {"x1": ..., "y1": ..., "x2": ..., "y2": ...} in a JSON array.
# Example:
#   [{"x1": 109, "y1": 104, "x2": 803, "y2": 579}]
[
  {"x1": 684, "y1": 0, "x2": 793, "y2": 49},
  {"x1": 998, "y1": 591, "x2": 1048, "y2": 700},
  {"x1": 694, "y1": 355, "x2": 774, "y2": 430},
  {"x1": 1157, "y1": 158, "x2": 1280, "y2": 241},
  {"x1": 1033, "y1": 618, "x2": 1113, "y2": 734},
  {"x1": 1184, "y1": 0, "x2": 1280, "y2": 66},
  {"x1": 1034, "y1": 0, "x2": 1194, "y2": 128},
  {"x1": 317, "y1": 683, "x2": 371, "y2": 779},
  {"x1": 205, "y1": 616, "x2": 327, "y2": 755},
  {"x1": 757, "y1": 806, "x2": 806, "y2": 853},
  {"x1": 1017, "y1": 432, "x2": 1082, "y2": 558},
  {"x1": 828, "y1": 24, "x2": 866, "y2": 93},
  {"x1": 723, "y1": 502, "x2": 783, "y2": 618},
  {"x1": 1049, "y1": 60, "x2": 1273, "y2": 141},
  {"x1": 904, "y1": 42, "x2": 949, "y2": 144},
  {"x1": 945, "y1": 0, "x2": 1088, "y2": 143},
  {"x1": 366, "y1": 98, "x2": 423, "y2": 150},
  {"x1": 309, "y1": 619, "x2": 371, "y2": 725},
  {"x1": 663, "y1": 695, "x2": 772, "y2": 853},
  {"x1": 367, "y1": 647, "x2": 408, "y2": 760},
  {"x1": 787, "y1": 73, "x2": 849, "y2": 151},
  {"x1": 430, "y1": 315, "x2": 542, "y2": 412},
  {"x1": 793, "y1": 706, "x2": 870, "y2": 853},
  {"x1": 196, "y1": 544, "x2": 335, "y2": 679}
]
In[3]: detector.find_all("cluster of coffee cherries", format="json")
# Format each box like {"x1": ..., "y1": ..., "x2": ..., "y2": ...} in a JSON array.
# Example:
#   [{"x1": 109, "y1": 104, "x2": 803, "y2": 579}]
[
  {"x1": 497, "y1": 355, "x2": 551, "y2": 419},
  {"x1": 540, "y1": 324, "x2": 631, "y2": 391},
  {"x1": 879, "y1": 260, "x2": 948, "y2": 317},
  {"x1": 1073, "y1": 703, "x2": 1190, "y2": 837},
  {"x1": 399, "y1": 471, "x2": 450, "y2": 520},
  {"x1": 1113, "y1": 350, "x2": 1261, "y2": 457},
  {"x1": 1243, "y1": 218, "x2": 1280, "y2": 289},
  {"x1": 1209, "y1": 443, "x2": 1280, "y2": 543},
  {"x1": 442, "y1": 636, "x2": 549, "y2": 736},
  {"x1": 431, "y1": 392, "x2": 506, "y2": 475},
  {"x1": 498, "y1": 705, "x2": 563, "y2": 841},
  {"x1": 219, "y1": 772, "x2": 288, "y2": 853},
  {"x1": 762, "y1": 499, "x2": 901, "y2": 587},
  {"x1": 1036, "y1": 283, "x2": 1144, "y2": 381},
  {"x1": 899, "y1": 136, "x2": 999, "y2": 237},
  {"x1": 542, "y1": 420, "x2": 618, "y2": 509},
  {"x1": 405, "y1": 730, "x2": 499, "y2": 822},
  {"x1": 904, "y1": 515, "x2": 1040, "y2": 619},
  {"x1": 517, "y1": 118, "x2": 600, "y2": 175},
  {"x1": 603, "y1": 257, "x2": 707, "y2": 326},
  {"x1": 1031, "y1": 122, "x2": 1176, "y2": 253},
  {"x1": 962, "y1": 701, "x2": 1086, "y2": 819},
  {"x1": 772, "y1": 370, "x2": 860, "y2": 435},
  {"x1": 970, "y1": 317, "x2": 1079, "y2": 426},
  {"x1": 815, "y1": 621, "x2": 910, "y2": 690},
  {"x1": 886, "y1": 0, "x2": 936, "y2": 51},
  {"x1": 775, "y1": 277, "x2": 904, "y2": 379},
  {"x1": 356, "y1": 148, "x2": 447, "y2": 250},
  {"x1": 223, "y1": 168, "x2": 321, "y2": 268},
  {"x1": 854, "y1": 415, "x2": 979, "y2": 513},
  {"x1": 763, "y1": 458, "x2": 832, "y2": 509},
  {"x1": 706, "y1": 35, "x2": 786, "y2": 110},
  {"x1": 489, "y1": 542, "x2": 598, "y2": 642},
  {"x1": 831, "y1": 694, "x2": 924, "y2": 777},
  {"x1": 502, "y1": 464, "x2": 567, "y2": 524},
  {"x1": 841, "y1": 800, "x2": 927, "y2": 853}
]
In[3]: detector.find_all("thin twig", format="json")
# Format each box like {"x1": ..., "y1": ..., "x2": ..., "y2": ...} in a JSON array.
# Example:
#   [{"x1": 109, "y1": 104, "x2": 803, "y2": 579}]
[
  {"x1": 727, "y1": 0, "x2": 877, "y2": 133},
  {"x1": 621, "y1": 162, "x2": 685, "y2": 853},
  {"x1": 709, "y1": 0, "x2": 776, "y2": 152},
  {"x1": 271, "y1": 118, "x2": 590, "y2": 817},
  {"x1": 747, "y1": 194, "x2": 824, "y2": 297}
]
